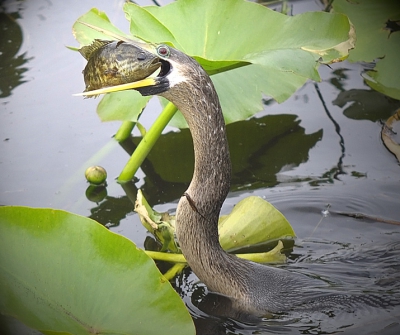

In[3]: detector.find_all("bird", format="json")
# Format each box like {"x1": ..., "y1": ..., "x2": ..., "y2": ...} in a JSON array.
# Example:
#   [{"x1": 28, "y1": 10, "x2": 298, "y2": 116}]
[{"x1": 79, "y1": 41, "x2": 399, "y2": 316}]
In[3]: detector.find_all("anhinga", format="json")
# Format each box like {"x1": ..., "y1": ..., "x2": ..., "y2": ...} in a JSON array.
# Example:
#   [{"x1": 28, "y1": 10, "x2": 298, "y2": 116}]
[{"x1": 79, "y1": 41, "x2": 396, "y2": 315}]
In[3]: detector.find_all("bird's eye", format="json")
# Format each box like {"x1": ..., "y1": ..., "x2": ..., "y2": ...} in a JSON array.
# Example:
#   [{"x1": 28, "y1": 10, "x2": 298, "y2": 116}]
[{"x1": 157, "y1": 45, "x2": 170, "y2": 58}]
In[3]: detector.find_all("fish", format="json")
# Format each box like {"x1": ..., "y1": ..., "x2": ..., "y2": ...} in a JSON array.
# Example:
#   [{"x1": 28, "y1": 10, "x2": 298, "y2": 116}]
[{"x1": 79, "y1": 39, "x2": 161, "y2": 96}]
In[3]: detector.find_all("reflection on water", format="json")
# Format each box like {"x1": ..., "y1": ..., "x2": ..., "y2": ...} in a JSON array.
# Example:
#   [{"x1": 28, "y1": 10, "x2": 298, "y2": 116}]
[
  {"x1": 85, "y1": 115, "x2": 322, "y2": 227},
  {"x1": 128, "y1": 114, "x2": 322, "y2": 203},
  {"x1": 333, "y1": 88, "x2": 400, "y2": 121},
  {"x1": 0, "y1": 8, "x2": 32, "y2": 98}
]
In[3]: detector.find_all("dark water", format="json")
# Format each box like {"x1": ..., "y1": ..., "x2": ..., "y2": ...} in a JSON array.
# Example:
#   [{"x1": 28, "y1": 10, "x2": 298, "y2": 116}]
[{"x1": 1, "y1": 0, "x2": 400, "y2": 334}]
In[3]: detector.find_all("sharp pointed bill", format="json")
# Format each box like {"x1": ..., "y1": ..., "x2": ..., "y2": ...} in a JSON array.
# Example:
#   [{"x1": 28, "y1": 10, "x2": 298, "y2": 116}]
[{"x1": 74, "y1": 78, "x2": 159, "y2": 97}]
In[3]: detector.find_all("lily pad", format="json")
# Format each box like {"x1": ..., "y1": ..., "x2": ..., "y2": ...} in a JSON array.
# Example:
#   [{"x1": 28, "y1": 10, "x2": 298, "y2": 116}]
[
  {"x1": 72, "y1": 8, "x2": 131, "y2": 45},
  {"x1": 72, "y1": 0, "x2": 354, "y2": 128},
  {"x1": 0, "y1": 206, "x2": 195, "y2": 335},
  {"x1": 97, "y1": 90, "x2": 151, "y2": 122},
  {"x1": 219, "y1": 196, "x2": 295, "y2": 252},
  {"x1": 333, "y1": 0, "x2": 400, "y2": 100}
]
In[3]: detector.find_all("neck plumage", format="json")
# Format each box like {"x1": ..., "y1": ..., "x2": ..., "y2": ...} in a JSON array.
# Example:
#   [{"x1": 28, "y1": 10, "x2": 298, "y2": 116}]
[{"x1": 160, "y1": 60, "x2": 249, "y2": 296}]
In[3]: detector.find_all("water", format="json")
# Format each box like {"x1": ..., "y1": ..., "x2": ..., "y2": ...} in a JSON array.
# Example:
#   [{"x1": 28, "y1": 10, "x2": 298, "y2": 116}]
[{"x1": 1, "y1": 0, "x2": 400, "y2": 334}]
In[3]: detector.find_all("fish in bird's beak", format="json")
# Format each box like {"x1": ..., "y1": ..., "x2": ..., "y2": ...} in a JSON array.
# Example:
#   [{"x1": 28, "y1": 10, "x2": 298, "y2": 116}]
[{"x1": 76, "y1": 39, "x2": 164, "y2": 97}]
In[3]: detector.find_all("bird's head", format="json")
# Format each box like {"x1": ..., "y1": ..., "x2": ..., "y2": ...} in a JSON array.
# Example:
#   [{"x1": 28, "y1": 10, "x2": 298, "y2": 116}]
[{"x1": 76, "y1": 41, "x2": 192, "y2": 98}]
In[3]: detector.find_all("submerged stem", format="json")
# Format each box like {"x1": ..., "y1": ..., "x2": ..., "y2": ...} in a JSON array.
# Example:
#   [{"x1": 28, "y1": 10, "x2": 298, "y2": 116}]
[{"x1": 117, "y1": 102, "x2": 178, "y2": 183}]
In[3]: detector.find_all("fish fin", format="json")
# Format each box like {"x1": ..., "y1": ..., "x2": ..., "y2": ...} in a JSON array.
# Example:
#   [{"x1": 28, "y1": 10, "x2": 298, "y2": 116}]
[{"x1": 78, "y1": 39, "x2": 114, "y2": 60}]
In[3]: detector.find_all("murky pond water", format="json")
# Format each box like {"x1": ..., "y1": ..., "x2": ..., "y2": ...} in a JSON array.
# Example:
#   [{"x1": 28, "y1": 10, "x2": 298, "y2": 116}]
[{"x1": 1, "y1": 0, "x2": 400, "y2": 334}]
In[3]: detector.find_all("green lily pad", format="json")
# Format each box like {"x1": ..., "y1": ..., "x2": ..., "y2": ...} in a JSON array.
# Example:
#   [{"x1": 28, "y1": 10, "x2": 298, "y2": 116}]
[
  {"x1": 0, "y1": 206, "x2": 195, "y2": 335},
  {"x1": 333, "y1": 0, "x2": 400, "y2": 100},
  {"x1": 219, "y1": 196, "x2": 295, "y2": 252},
  {"x1": 97, "y1": 90, "x2": 151, "y2": 122},
  {"x1": 72, "y1": 0, "x2": 354, "y2": 128},
  {"x1": 126, "y1": 0, "x2": 354, "y2": 128},
  {"x1": 72, "y1": 8, "x2": 131, "y2": 45}
]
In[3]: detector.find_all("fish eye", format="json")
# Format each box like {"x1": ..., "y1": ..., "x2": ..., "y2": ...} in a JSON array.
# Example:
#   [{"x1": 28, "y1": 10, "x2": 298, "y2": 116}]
[
  {"x1": 137, "y1": 52, "x2": 146, "y2": 61},
  {"x1": 157, "y1": 45, "x2": 170, "y2": 58}
]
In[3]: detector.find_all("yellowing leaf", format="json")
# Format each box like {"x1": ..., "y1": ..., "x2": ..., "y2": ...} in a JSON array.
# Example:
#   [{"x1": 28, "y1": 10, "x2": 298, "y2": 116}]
[{"x1": 219, "y1": 196, "x2": 295, "y2": 252}]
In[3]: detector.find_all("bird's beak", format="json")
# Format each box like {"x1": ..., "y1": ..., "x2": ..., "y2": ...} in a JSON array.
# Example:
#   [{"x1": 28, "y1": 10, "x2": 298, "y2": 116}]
[{"x1": 73, "y1": 77, "x2": 158, "y2": 97}]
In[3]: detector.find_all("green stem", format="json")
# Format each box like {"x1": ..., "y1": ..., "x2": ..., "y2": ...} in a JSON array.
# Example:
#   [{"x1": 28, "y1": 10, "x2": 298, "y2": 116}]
[
  {"x1": 163, "y1": 263, "x2": 186, "y2": 281},
  {"x1": 117, "y1": 102, "x2": 178, "y2": 183},
  {"x1": 145, "y1": 250, "x2": 186, "y2": 263},
  {"x1": 144, "y1": 241, "x2": 286, "y2": 264},
  {"x1": 114, "y1": 121, "x2": 136, "y2": 142}
]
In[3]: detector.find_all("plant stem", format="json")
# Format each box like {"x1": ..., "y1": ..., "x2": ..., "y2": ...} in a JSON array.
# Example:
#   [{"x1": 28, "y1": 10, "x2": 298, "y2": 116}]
[
  {"x1": 145, "y1": 241, "x2": 286, "y2": 264},
  {"x1": 145, "y1": 251, "x2": 186, "y2": 263},
  {"x1": 117, "y1": 102, "x2": 178, "y2": 183},
  {"x1": 163, "y1": 263, "x2": 186, "y2": 281},
  {"x1": 114, "y1": 121, "x2": 136, "y2": 142}
]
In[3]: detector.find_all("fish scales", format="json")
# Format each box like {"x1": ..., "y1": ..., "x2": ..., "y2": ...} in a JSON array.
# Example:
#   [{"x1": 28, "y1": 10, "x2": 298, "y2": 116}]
[{"x1": 80, "y1": 40, "x2": 160, "y2": 93}]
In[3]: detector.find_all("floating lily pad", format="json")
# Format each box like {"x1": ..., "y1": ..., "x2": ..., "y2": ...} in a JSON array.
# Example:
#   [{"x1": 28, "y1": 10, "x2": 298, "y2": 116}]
[
  {"x1": 219, "y1": 196, "x2": 295, "y2": 252},
  {"x1": 73, "y1": 0, "x2": 354, "y2": 128},
  {"x1": 0, "y1": 206, "x2": 195, "y2": 335},
  {"x1": 333, "y1": 0, "x2": 400, "y2": 100}
]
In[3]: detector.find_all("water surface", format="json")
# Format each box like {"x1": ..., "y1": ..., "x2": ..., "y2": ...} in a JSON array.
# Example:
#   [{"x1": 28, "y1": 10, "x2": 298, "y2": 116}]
[{"x1": 1, "y1": 0, "x2": 400, "y2": 334}]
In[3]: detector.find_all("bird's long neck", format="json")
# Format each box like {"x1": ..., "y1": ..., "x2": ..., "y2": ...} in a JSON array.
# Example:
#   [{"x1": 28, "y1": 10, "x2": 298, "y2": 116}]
[{"x1": 160, "y1": 60, "x2": 245, "y2": 295}]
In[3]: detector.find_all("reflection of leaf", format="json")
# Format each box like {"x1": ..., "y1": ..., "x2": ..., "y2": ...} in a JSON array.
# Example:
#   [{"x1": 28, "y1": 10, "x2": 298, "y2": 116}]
[
  {"x1": 0, "y1": 12, "x2": 32, "y2": 98},
  {"x1": 0, "y1": 206, "x2": 195, "y2": 335},
  {"x1": 333, "y1": 0, "x2": 400, "y2": 99},
  {"x1": 333, "y1": 89, "x2": 400, "y2": 121},
  {"x1": 73, "y1": 1, "x2": 353, "y2": 127},
  {"x1": 132, "y1": 114, "x2": 322, "y2": 189}
]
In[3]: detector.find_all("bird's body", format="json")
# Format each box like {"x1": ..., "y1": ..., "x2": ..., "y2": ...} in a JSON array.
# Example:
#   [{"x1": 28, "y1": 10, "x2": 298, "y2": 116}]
[{"x1": 79, "y1": 41, "x2": 399, "y2": 316}]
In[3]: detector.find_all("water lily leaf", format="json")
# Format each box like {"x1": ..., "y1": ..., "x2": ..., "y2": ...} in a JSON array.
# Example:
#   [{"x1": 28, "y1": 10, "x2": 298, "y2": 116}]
[
  {"x1": 125, "y1": 2, "x2": 352, "y2": 66},
  {"x1": 333, "y1": 0, "x2": 400, "y2": 100},
  {"x1": 219, "y1": 196, "x2": 295, "y2": 252},
  {"x1": 0, "y1": 206, "x2": 195, "y2": 335},
  {"x1": 97, "y1": 90, "x2": 151, "y2": 122},
  {"x1": 123, "y1": 0, "x2": 353, "y2": 127},
  {"x1": 72, "y1": 0, "x2": 353, "y2": 127},
  {"x1": 72, "y1": 8, "x2": 131, "y2": 46}
]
